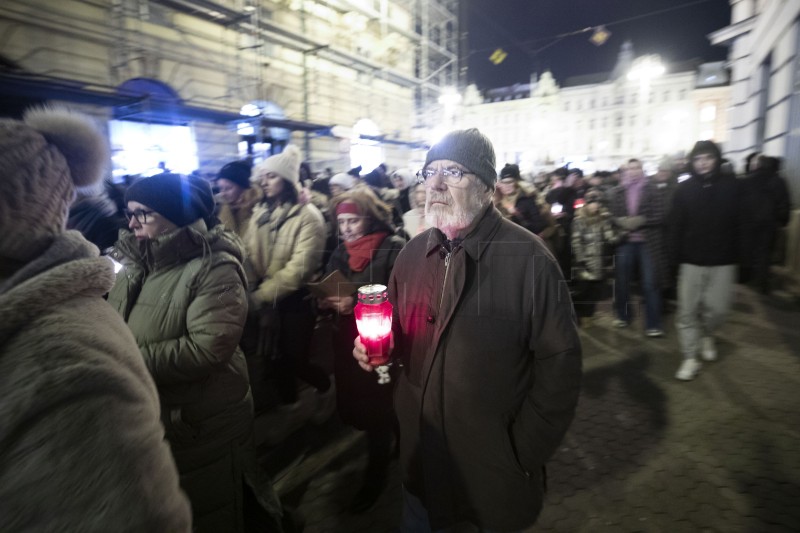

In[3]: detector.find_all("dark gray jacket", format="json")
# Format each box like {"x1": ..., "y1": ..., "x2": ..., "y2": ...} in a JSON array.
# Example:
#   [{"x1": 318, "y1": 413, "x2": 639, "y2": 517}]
[{"x1": 389, "y1": 205, "x2": 582, "y2": 531}]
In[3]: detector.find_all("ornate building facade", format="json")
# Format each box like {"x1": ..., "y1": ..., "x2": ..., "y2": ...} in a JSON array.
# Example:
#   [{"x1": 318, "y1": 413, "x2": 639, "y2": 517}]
[
  {"x1": 1, "y1": 0, "x2": 461, "y2": 175},
  {"x1": 456, "y1": 42, "x2": 731, "y2": 175}
]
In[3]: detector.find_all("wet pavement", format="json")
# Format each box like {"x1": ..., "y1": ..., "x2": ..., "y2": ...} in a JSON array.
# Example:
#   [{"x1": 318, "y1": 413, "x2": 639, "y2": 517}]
[{"x1": 256, "y1": 285, "x2": 800, "y2": 532}]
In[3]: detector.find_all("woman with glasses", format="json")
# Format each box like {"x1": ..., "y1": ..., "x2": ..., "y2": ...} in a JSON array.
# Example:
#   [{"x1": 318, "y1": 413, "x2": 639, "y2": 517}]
[
  {"x1": 319, "y1": 187, "x2": 406, "y2": 513},
  {"x1": 493, "y1": 163, "x2": 558, "y2": 252},
  {"x1": 109, "y1": 173, "x2": 281, "y2": 533}
]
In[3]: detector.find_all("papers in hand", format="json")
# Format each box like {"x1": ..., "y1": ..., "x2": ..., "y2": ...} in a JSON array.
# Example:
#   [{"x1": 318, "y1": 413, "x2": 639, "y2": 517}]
[{"x1": 307, "y1": 270, "x2": 363, "y2": 299}]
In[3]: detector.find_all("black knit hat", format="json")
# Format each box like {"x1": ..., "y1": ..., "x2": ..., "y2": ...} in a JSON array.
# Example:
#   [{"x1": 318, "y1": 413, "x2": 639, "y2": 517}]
[
  {"x1": 216, "y1": 160, "x2": 251, "y2": 189},
  {"x1": 424, "y1": 128, "x2": 497, "y2": 188},
  {"x1": 125, "y1": 173, "x2": 215, "y2": 228},
  {"x1": 500, "y1": 163, "x2": 521, "y2": 181}
]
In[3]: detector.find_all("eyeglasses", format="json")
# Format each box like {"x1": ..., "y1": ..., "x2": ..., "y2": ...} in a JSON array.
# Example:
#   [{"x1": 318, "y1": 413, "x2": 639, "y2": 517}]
[
  {"x1": 416, "y1": 166, "x2": 474, "y2": 186},
  {"x1": 124, "y1": 208, "x2": 154, "y2": 224}
]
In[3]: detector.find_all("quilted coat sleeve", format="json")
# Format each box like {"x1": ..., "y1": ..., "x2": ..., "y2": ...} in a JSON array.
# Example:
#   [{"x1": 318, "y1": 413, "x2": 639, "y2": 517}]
[
  {"x1": 140, "y1": 261, "x2": 248, "y2": 385},
  {"x1": 512, "y1": 253, "x2": 582, "y2": 471},
  {"x1": 253, "y1": 204, "x2": 326, "y2": 306}
]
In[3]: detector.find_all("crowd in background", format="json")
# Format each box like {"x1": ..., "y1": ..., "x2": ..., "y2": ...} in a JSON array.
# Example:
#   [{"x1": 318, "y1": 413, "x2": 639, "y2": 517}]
[{"x1": 4, "y1": 104, "x2": 792, "y2": 533}]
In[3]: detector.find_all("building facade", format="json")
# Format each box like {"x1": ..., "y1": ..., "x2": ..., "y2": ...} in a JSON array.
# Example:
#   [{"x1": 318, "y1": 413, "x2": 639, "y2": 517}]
[
  {"x1": 1, "y1": 0, "x2": 460, "y2": 176},
  {"x1": 710, "y1": 0, "x2": 800, "y2": 286},
  {"x1": 455, "y1": 43, "x2": 731, "y2": 175}
]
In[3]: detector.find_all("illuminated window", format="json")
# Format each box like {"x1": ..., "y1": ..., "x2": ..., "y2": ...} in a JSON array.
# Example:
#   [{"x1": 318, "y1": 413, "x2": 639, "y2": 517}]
[
  {"x1": 109, "y1": 120, "x2": 199, "y2": 178},
  {"x1": 700, "y1": 104, "x2": 716, "y2": 122}
]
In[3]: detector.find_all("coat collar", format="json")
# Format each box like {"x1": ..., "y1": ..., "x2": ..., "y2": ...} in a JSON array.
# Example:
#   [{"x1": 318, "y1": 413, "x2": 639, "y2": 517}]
[{"x1": 113, "y1": 219, "x2": 211, "y2": 272}]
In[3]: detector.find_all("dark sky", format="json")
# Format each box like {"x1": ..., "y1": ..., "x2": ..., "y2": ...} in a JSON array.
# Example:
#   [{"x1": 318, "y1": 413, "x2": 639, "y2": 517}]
[{"x1": 466, "y1": 0, "x2": 732, "y2": 89}]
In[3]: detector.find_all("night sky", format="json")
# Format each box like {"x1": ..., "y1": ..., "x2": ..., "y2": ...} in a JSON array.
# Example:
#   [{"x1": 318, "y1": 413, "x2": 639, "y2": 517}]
[{"x1": 466, "y1": 0, "x2": 732, "y2": 89}]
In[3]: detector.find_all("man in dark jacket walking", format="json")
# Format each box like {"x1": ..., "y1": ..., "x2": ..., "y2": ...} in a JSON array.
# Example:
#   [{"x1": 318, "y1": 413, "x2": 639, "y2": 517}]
[
  {"x1": 353, "y1": 128, "x2": 582, "y2": 531},
  {"x1": 671, "y1": 140, "x2": 743, "y2": 381}
]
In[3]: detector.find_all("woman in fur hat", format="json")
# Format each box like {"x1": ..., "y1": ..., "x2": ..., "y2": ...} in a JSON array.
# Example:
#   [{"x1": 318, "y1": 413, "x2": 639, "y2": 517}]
[
  {"x1": 245, "y1": 145, "x2": 332, "y2": 414},
  {"x1": 494, "y1": 163, "x2": 559, "y2": 253},
  {"x1": 108, "y1": 173, "x2": 281, "y2": 532},
  {"x1": 0, "y1": 108, "x2": 191, "y2": 532}
]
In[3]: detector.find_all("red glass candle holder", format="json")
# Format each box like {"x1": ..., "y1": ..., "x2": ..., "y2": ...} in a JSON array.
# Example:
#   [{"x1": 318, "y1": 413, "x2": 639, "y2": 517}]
[{"x1": 355, "y1": 284, "x2": 393, "y2": 383}]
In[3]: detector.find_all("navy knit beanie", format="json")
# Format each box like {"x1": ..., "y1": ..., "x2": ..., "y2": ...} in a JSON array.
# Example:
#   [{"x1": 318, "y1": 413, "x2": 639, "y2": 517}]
[
  {"x1": 125, "y1": 173, "x2": 215, "y2": 228},
  {"x1": 424, "y1": 128, "x2": 497, "y2": 188},
  {"x1": 216, "y1": 160, "x2": 251, "y2": 189}
]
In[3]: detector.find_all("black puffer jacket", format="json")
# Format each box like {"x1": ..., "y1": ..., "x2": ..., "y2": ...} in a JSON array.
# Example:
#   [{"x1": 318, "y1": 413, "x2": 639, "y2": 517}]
[{"x1": 670, "y1": 169, "x2": 743, "y2": 266}]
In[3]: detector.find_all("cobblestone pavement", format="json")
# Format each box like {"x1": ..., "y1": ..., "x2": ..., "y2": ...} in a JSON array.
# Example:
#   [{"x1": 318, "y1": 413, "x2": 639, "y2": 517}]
[{"x1": 258, "y1": 286, "x2": 800, "y2": 532}]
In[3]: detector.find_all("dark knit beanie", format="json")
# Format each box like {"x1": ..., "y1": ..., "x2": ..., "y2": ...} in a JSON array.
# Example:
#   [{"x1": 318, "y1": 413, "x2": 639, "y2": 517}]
[
  {"x1": 216, "y1": 160, "x2": 251, "y2": 189},
  {"x1": 500, "y1": 163, "x2": 521, "y2": 181},
  {"x1": 424, "y1": 128, "x2": 497, "y2": 188},
  {"x1": 125, "y1": 173, "x2": 215, "y2": 228},
  {"x1": 689, "y1": 140, "x2": 721, "y2": 161}
]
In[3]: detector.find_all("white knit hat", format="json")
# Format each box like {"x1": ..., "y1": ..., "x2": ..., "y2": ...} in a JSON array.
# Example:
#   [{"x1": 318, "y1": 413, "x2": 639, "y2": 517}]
[
  {"x1": 329, "y1": 172, "x2": 355, "y2": 190},
  {"x1": 391, "y1": 168, "x2": 415, "y2": 189},
  {"x1": 0, "y1": 107, "x2": 109, "y2": 262},
  {"x1": 254, "y1": 145, "x2": 301, "y2": 186}
]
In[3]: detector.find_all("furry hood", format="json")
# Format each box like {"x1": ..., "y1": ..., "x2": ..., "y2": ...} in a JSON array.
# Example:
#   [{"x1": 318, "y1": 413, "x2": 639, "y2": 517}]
[{"x1": 0, "y1": 231, "x2": 113, "y2": 346}]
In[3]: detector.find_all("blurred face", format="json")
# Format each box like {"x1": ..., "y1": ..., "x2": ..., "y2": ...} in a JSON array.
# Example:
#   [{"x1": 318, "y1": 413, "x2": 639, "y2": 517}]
[
  {"x1": 624, "y1": 161, "x2": 644, "y2": 182},
  {"x1": 412, "y1": 186, "x2": 426, "y2": 209},
  {"x1": 337, "y1": 213, "x2": 367, "y2": 242},
  {"x1": 497, "y1": 178, "x2": 517, "y2": 196},
  {"x1": 216, "y1": 178, "x2": 244, "y2": 205},
  {"x1": 391, "y1": 173, "x2": 408, "y2": 190},
  {"x1": 423, "y1": 159, "x2": 490, "y2": 237},
  {"x1": 329, "y1": 184, "x2": 345, "y2": 197},
  {"x1": 693, "y1": 153, "x2": 717, "y2": 176},
  {"x1": 256, "y1": 170, "x2": 286, "y2": 199},
  {"x1": 584, "y1": 199, "x2": 600, "y2": 215},
  {"x1": 126, "y1": 200, "x2": 178, "y2": 241}
]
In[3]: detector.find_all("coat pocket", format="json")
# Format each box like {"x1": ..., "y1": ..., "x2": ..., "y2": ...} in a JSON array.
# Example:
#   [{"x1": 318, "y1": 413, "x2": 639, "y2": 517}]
[{"x1": 501, "y1": 412, "x2": 532, "y2": 479}]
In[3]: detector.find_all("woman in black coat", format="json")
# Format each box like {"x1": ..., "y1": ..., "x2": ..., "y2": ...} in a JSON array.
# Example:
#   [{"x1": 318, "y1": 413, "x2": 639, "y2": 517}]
[{"x1": 318, "y1": 187, "x2": 406, "y2": 512}]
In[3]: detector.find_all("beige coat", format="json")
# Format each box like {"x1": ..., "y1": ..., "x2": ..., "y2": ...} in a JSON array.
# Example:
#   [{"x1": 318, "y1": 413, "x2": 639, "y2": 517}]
[
  {"x1": 246, "y1": 200, "x2": 326, "y2": 306},
  {"x1": 216, "y1": 186, "x2": 263, "y2": 240}
]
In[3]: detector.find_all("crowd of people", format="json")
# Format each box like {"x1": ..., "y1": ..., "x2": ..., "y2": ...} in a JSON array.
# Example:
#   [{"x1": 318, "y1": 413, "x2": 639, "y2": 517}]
[{"x1": 1, "y1": 105, "x2": 793, "y2": 532}]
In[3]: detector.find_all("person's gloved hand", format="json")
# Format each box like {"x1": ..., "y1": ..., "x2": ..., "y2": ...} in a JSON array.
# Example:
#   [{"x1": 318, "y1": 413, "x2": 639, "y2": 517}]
[
  {"x1": 615, "y1": 217, "x2": 635, "y2": 230},
  {"x1": 627, "y1": 215, "x2": 646, "y2": 230},
  {"x1": 616, "y1": 216, "x2": 646, "y2": 230}
]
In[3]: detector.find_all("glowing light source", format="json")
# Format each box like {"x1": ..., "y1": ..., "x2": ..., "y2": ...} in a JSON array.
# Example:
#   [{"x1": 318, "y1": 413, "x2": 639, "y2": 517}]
[{"x1": 355, "y1": 284, "x2": 393, "y2": 384}]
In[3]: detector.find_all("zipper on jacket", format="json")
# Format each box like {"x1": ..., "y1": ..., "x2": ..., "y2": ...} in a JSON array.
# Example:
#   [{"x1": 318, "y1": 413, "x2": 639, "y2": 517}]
[{"x1": 438, "y1": 250, "x2": 452, "y2": 311}]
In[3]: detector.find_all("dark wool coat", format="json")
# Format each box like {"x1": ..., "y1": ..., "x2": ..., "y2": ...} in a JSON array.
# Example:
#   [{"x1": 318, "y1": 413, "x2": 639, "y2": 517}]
[
  {"x1": 0, "y1": 232, "x2": 191, "y2": 533},
  {"x1": 109, "y1": 221, "x2": 253, "y2": 533},
  {"x1": 608, "y1": 180, "x2": 672, "y2": 288},
  {"x1": 325, "y1": 233, "x2": 406, "y2": 430},
  {"x1": 669, "y1": 170, "x2": 743, "y2": 266},
  {"x1": 389, "y1": 205, "x2": 582, "y2": 531}
]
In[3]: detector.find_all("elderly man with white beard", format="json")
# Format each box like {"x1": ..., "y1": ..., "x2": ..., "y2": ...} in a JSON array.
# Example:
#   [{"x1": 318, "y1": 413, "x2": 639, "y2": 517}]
[{"x1": 353, "y1": 128, "x2": 582, "y2": 531}]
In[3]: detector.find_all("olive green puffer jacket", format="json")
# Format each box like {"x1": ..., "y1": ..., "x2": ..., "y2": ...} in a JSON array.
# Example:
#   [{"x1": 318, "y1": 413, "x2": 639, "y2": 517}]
[{"x1": 108, "y1": 220, "x2": 251, "y2": 454}]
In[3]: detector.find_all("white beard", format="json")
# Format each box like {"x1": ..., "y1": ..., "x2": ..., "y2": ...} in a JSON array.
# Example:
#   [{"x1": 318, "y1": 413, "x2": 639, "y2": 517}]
[{"x1": 425, "y1": 181, "x2": 489, "y2": 237}]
